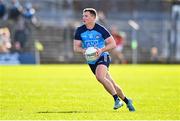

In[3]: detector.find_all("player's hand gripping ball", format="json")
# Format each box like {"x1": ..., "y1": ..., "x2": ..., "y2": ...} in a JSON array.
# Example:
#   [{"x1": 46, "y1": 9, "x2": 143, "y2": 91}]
[{"x1": 85, "y1": 47, "x2": 98, "y2": 61}]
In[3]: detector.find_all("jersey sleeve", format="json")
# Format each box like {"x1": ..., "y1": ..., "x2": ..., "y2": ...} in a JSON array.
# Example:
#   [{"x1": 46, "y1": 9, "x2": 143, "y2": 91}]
[
  {"x1": 74, "y1": 28, "x2": 82, "y2": 40},
  {"x1": 101, "y1": 26, "x2": 111, "y2": 40}
]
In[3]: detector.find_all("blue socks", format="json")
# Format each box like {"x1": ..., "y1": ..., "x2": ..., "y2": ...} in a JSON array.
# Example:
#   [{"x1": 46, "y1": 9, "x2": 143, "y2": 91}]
[
  {"x1": 113, "y1": 94, "x2": 119, "y2": 101},
  {"x1": 113, "y1": 95, "x2": 129, "y2": 104},
  {"x1": 123, "y1": 97, "x2": 129, "y2": 104}
]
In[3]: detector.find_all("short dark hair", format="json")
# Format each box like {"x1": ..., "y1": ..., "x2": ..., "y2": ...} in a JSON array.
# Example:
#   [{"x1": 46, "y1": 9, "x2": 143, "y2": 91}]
[{"x1": 83, "y1": 8, "x2": 97, "y2": 18}]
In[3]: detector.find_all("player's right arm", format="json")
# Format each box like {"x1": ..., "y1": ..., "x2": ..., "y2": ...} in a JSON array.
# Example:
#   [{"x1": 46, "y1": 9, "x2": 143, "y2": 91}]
[{"x1": 73, "y1": 40, "x2": 85, "y2": 54}]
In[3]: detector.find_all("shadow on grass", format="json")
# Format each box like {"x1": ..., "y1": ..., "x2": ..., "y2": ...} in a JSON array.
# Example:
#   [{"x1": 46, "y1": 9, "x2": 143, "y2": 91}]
[
  {"x1": 37, "y1": 111, "x2": 93, "y2": 113},
  {"x1": 37, "y1": 110, "x2": 120, "y2": 114}
]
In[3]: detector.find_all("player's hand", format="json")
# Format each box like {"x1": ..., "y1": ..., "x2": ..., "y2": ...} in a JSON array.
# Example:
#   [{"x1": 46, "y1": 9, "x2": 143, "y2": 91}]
[
  {"x1": 96, "y1": 48, "x2": 102, "y2": 57},
  {"x1": 82, "y1": 49, "x2": 86, "y2": 55}
]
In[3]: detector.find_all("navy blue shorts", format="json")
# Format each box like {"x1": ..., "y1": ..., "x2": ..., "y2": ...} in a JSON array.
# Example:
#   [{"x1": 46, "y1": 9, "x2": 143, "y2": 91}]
[{"x1": 88, "y1": 55, "x2": 111, "y2": 75}]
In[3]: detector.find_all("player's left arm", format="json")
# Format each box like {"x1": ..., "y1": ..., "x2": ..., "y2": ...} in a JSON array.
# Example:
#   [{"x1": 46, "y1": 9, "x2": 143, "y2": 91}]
[{"x1": 97, "y1": 36, "x2": 116, "y2": 56}]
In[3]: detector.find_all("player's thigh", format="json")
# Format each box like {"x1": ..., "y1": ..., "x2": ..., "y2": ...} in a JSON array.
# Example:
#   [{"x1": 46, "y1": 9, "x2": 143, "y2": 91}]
[
  {"x1": 106, "y1": 72, "x2": 115, "y2": 84},
  {"x1": 95, "y1": 64, "x2": 108, "y2": 80}
]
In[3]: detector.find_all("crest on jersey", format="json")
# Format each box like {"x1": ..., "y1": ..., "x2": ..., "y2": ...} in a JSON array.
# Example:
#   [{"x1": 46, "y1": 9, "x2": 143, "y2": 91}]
[{"x1": 96, "y1": 35, "x2": 100, "y2": 39}]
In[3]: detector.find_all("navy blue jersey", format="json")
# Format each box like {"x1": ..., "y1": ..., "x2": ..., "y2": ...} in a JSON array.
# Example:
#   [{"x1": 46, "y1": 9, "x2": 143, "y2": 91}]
[{"x1": 74, "y1": 23, "x2": 111, "y2": 64}]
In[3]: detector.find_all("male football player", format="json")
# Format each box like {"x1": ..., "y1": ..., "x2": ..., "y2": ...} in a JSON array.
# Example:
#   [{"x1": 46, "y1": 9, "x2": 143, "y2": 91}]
[{"x1": 73, "y1": 8, "x2": 135, "y2": 111}]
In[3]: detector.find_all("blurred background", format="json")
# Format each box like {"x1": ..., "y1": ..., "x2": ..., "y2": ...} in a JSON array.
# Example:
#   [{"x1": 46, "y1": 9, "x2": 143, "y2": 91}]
[{"x1": 0, "y1": 0, "x2": 180, "y2": 64}]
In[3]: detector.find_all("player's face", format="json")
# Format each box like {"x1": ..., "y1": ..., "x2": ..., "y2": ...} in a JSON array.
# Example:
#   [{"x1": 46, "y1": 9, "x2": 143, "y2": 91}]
[{"x1": 82, "y1": 11, "x2": 95, "y2": 25}]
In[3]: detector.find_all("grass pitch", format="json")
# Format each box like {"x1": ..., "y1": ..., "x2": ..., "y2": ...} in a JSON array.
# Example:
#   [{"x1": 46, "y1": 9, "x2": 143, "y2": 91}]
[{"x1": 0, "y1": 64, "x2": 179, "y2": 120}]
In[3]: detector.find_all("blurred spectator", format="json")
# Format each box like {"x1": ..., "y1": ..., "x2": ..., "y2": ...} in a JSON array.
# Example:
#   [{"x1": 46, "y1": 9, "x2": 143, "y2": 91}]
[
  {"x1": 12, "y1": 16, "x2": 28, "y2": 52},
  {"x1": 0, "y1": 0, "x2": 6, "y2": 19},
  {"x1": 23, "y1": 2, "x2": 35, "y2": 19},
  {"x1": 22, "y1": 2, "x2": 39, "y2": 27},
  {"x1": 9, "y1": 1, "x2": 39, "y2": 52},
  {"x1": 8, "y1": 0, "x2": 23, "y2": 21},
  {"x1": 0, "y1": 27, "x2": 11, "y2": 53},
  {"x1": 97, "y1": 11, "x2": 108, "y2": 27},
  {"x1": 150, "y1": 46, "x2": 159, "y2": 63},
  {"x1": 110, "y1": 26, "x2": 127, "y2": 64}
]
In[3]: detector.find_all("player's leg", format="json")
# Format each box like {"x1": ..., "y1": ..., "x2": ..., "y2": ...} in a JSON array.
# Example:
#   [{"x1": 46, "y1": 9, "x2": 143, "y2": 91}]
[
  {"x1": 117, "y1": 52, "x2": 126, "y2": 64},
  {"x1": 95, "y1": 64, "x2": 116, "y2": 95},
  {"x1": 106, "y1": 72, "x2": 135, "y2": 111},
  {"x1": 106, "y1": 72, "x2": 126, "y2": 99},
  {"x1": 95, "y1": 64, "x2": 123, "y2": 109},
  {"x1": 112, "y1": 47, "x2": 126, "y2": 64},
  {"x1": 111, "y1": 49, "x2": 121, "y2": 63}
]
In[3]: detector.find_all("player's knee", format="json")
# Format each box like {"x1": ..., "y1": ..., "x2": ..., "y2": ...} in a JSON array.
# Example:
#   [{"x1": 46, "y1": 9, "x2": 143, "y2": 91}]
[
  {"x1": 95, "y1": 75, "x2": 101, "y2": 81},
  {"x1": 95, "y1": 74, "x2": 106, "y2": 84}
]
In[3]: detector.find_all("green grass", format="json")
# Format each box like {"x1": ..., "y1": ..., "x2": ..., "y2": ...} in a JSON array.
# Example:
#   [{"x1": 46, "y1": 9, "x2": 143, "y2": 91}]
[{"x1": 0, "y1": 64, "x2": 180, "y2": 120}]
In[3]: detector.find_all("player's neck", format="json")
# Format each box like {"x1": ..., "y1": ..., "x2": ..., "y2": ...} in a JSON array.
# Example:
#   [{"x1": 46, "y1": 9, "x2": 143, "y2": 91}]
[{"x1": 86, "y1": 22, "x2": 95, "y2": 30}]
